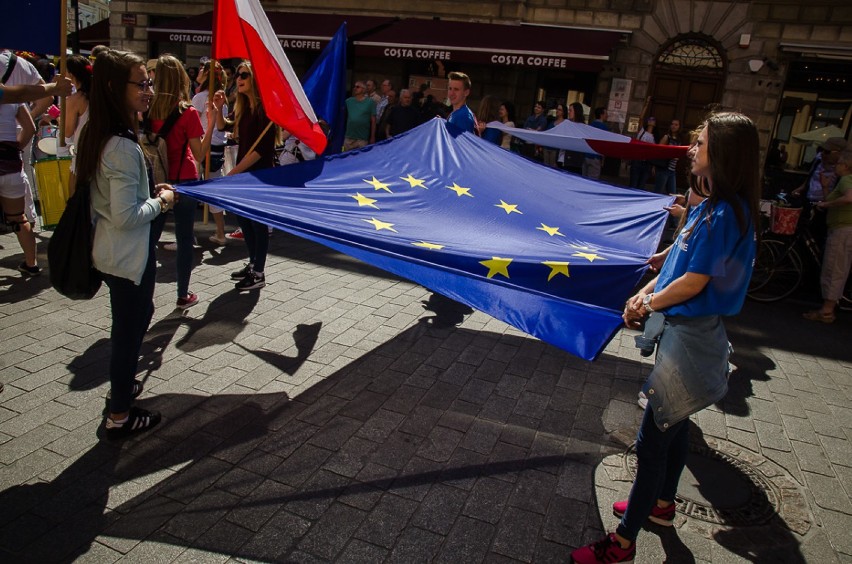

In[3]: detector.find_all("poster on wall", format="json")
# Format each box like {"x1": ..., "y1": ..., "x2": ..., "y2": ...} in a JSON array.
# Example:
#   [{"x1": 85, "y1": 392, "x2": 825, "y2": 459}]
[{"x1": 607, "y1": 78, "x2": 632, "y2": 127}]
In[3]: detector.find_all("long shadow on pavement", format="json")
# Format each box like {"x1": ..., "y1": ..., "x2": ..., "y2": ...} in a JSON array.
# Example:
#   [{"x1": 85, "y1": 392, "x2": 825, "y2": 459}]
[{"x1": 0, "y1": 315, "x2": 811, "y2": 562}]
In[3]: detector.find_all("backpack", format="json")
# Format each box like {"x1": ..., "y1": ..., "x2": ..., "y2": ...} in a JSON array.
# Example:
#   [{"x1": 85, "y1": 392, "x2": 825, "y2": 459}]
[
  {"x1": 139, "y1": 107, "x2": 184, "y2": 185},
  {"x1": 47, "y1": 180, "x2": 101, "y2": 299}
]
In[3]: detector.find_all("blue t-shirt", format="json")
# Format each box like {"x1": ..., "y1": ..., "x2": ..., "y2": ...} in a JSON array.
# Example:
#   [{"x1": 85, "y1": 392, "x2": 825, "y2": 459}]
[
  {"x1": 448, "y1": 105, "x2": 475, "y2": 134},
  {"x1": 656, "y1": 198, "x2": 755, "y2": 317},
  {"x1": 482, "y1": 127, "x2": 502, "y2": 145}
]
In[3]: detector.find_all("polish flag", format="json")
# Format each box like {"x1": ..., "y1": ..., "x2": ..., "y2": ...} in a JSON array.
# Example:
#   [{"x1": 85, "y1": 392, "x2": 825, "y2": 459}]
[{"x1": 213, "y1": 0, "x2": 327, "y2": 155}]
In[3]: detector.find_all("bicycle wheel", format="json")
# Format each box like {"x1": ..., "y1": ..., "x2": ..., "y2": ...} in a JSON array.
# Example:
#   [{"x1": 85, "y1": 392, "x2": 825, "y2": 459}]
[{"x1": 748, "y1": 240, "x2": 804, "y2": 302}]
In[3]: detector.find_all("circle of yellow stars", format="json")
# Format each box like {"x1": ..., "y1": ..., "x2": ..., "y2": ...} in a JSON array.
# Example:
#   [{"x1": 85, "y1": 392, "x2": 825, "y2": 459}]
[{"x1": 349, "y1": 172, "x2": 606, "y2": 282}]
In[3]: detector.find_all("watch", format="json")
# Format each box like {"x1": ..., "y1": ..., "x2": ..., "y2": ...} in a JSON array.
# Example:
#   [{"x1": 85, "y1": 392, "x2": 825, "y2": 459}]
[{"x1": 642, "y1": 293, "x2": 655, "y2": 313}]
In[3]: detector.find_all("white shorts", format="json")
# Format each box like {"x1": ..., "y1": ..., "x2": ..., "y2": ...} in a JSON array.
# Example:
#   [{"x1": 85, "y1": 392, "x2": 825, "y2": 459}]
[{"x1": 0, "y1": 170, "x2": 28, "y2": 200}]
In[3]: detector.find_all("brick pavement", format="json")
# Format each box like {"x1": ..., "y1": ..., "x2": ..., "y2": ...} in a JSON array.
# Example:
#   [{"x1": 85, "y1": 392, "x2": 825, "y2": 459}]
[{"x1": 0, "y1": 217, "x2": 850, "y2": 562}]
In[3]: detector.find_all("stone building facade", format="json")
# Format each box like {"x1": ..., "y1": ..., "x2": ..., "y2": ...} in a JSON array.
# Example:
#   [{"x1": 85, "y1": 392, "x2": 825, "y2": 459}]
[{"x1": 103, "y1": 0, "x2": 851, "y2": 176}]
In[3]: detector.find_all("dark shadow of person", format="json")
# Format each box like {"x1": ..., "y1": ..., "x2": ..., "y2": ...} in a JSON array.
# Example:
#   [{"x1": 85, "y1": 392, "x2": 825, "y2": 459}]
[
  {"x1": 173, "y1": 289, "x2": 260, "y2": 353},
  {"x1": 421, "y1": 292, "x2": 474, "y2": 327},
  {"x1": 0, "y1": 321, "x2": 318, "y2": 562},
  {"x1": 714, "y1": 347, "x2": 774, "y2": 417},
  {"x1": 688, "y1": 425, "x2": 806, "y2": 563},
  {"x1": 0, "y1": 271, "x2": 52, "y2": 303}
]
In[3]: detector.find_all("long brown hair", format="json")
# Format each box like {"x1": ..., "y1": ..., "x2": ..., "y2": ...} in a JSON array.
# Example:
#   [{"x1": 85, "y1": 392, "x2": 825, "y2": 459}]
[
  {"x1": 148, "y1": 54, "x2": 191, "y2": 120},
  {"x1": 704, "y1": 112, "x2": 761, "y2": 236},
  {"x1": 75, "y1": 50, "x2": 144, "y2": 186},
  {"x1": 476, "y1": 95, "x2": 500, "y2": 124}
]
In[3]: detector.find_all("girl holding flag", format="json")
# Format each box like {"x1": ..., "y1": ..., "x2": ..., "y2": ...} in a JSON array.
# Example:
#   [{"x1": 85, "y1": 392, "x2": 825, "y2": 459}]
[
  {"x1": 212, "y1": 60, "x2": 277, "y2": 291},
  {"x1": 571, "y1": 112, "x2": 759, "y2": 563}
]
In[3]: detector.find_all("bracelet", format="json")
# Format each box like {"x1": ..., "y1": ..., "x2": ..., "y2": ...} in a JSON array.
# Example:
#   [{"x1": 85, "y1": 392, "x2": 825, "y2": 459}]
[{"x1": 158, "y1": 195, "x2": 169, "y2": 212}]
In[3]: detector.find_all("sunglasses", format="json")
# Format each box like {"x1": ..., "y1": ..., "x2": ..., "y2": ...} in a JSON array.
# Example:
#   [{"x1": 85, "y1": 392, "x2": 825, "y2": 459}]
[
  {"x1": 128, "y1": 79, "x2": 154, "y2": 91},
  {"x1": 237, "y1": 71, "x2": 252, "y2": 80}
]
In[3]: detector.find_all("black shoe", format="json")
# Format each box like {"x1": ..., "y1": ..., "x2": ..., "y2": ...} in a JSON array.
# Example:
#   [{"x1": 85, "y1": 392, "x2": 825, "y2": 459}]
[
  {"x1": 235, "y1": 271, "x2": 265, "y2": 290},
  {"x1": 106, "y1": 379, "x2": 144, "y2": 400},
  {"x1": 104, "y1": 406, "x2": 161, "y2": 440},
  {"x1": 231, "y1": 263, "x2": 254, "y2": 280},
  {"x1": 18, "y1": 262, "x2": 42, "y2": 276}
]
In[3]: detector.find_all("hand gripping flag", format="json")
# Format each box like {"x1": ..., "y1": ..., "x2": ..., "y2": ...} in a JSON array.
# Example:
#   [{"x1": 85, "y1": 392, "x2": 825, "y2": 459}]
[
  {"x1": 213, "y1": 0, "x2": 327, "y2": 155},
  {"x1": 179, "y1": 119, "x2": 673, "y2": 360}
]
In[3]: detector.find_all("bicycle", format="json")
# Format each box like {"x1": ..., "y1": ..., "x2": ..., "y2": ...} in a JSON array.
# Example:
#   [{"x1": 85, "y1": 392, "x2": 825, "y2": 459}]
[{"x1": 748, "y1": 203, "x2": 852, "y2": 305}]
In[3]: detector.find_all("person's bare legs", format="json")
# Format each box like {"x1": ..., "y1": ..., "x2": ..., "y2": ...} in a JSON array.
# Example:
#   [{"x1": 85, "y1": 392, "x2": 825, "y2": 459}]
[
  {"x1": 1, "y1": 196, "x2": 37, "y2": 267},
  {"x1": 213, "y1": 211, "x2": 226, "y2": 240}
]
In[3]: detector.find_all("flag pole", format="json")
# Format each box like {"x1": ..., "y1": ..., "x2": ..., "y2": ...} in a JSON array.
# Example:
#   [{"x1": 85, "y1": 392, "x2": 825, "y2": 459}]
[
  {"x1": 244, "y1": 120, "x2": 274, "y2": 158},
  {"x1": 202, "y1": 57, "x2": 215, "y2": 225}
]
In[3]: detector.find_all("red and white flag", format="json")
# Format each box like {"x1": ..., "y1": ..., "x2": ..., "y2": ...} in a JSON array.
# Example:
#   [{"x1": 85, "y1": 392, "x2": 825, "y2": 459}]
[{"x1": 213, "y1": 0, "x2": 327, "y2": 154}]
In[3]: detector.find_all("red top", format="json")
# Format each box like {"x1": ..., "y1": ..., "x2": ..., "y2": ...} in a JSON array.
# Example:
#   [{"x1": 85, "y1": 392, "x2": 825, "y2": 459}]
[{"x1": 152, "y1": 106, "x2": 204, "y2": 182}]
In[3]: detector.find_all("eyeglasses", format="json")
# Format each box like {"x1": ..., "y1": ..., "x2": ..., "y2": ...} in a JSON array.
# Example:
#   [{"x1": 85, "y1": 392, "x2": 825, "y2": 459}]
[
  {"x1": 128, "y1": 79, "x2": 154, "y2": 91},
  {"x1": 237, "y1": 71, "x2": 252, "y2": 80}
]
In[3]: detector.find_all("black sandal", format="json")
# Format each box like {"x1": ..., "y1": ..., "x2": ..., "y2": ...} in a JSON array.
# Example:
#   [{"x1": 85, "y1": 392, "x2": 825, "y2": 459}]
[{"x1": 105, "y1": 406, "x2": 162, "y2": 440}]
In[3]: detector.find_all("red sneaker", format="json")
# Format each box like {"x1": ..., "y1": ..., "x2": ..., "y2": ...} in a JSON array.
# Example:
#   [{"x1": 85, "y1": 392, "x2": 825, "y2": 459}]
[
  {"x1": 612, "y1": 499, "x2": 675, "y2": 526},
  {"x1": 225, "y1": 228, "x2": 244, "y2": 241},
  {"x1": 176, "y1": 292, "x2": 200, "y2": 310},
  {"x1": 571, "y1": 533, "x2": 635, "y2": 563},
  {"x1": 571, "y1": 533, "x2": 636, "y2": 564}
]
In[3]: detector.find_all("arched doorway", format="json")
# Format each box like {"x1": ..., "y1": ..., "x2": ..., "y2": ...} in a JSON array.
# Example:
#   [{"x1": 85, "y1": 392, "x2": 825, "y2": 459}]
[{"x1": 650, "y1": 33, "x2": 727, "y2": 133}]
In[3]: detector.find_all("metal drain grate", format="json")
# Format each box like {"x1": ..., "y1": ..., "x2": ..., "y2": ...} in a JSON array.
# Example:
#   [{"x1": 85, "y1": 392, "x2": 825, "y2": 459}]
[{"x1": 623, "y1": 442, "x2": 781, "y2": 526}]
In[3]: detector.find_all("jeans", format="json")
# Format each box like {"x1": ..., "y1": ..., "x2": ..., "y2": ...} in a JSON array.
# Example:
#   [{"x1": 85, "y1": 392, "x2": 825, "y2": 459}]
[
  {"x1": 237, "y1": 215, "x2": 269, "y2": 273},
  {"x1": 173, "y1": 194, "x2": 197, "y2": 298},
  {"x1": 102, "y1": 236, "x2": 157, "y2": 415},
  {"x1": 654, "y1": 167, "x2": 676, "y2": 194},
  {"x1": 616, "y1": 406, "x2": 689, "y2": 542},
  {"x1": 629, "y1": 161, "x2": 650, "y2": 189}
]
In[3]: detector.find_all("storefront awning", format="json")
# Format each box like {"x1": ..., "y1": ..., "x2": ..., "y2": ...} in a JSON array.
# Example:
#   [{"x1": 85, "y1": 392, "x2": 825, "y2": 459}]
[
  {"x1": 779, "y1": 41, "x2": 852, "y2": 61},
  {"x1": 352, "y1": 19, "x2": 628, "y2": 71},
  {"x1": 147, "y1": 11, "x2": 396, "y2": 51}
]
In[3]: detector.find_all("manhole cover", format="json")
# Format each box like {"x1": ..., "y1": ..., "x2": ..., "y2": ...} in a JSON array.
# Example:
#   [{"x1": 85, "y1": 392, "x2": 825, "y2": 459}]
[{"x1": 623, "y1": 441, "x2": 781, "y2": 526}]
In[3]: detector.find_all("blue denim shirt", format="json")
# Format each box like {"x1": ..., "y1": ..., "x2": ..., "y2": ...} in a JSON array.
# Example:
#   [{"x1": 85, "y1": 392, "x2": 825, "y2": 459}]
[{"x1": 642, "y1": 315, "x2": 729, "y2": 431}]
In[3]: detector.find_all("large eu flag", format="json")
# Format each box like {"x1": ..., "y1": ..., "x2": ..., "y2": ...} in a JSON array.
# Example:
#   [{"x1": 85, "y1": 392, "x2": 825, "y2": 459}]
[{"x1": 178, "y1": 119, "x2": 672, "y2": 360}]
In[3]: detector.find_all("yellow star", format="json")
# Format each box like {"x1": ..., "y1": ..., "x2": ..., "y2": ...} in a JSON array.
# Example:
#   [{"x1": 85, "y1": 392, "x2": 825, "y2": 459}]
[
  {"x1": 364, "y1": 176, "x2": 392, "y2": 193},
  {"x1": 537, "y1": 224, "x2": 563, "y2": 237},
  {"x1": 479, "y1": 257, "x2": 512, "y2": 279},
  {"x1": 400, "y1": 174, "x2": 427, "y2": 189},
  {"x1": 495, "y1": 200, "x2": 522, "y2": 215},
  {"x1": 542, "y1": 261, "x2": 570, "y2": 281},
  {"x1": 412, "y1": 241, "x2": 444, "y2": 250},
  {"x1": 447, "y1": 182, "x2": 473, "y2": 197},
  {"x1": 363, "y1": 217, "x2": 398, "y2": 232},
  {"x1": 351, "y1": 193, "x2": 379, "y2": 209},
  {"x1": 572, "y1": 252, "x2": 604, "y2": 262}
]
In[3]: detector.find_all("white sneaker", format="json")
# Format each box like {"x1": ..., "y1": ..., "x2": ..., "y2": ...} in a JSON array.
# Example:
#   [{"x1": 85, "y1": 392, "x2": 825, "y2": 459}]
[{"x1": 638, "y1": 391, "x2": 648, "y2": 410}]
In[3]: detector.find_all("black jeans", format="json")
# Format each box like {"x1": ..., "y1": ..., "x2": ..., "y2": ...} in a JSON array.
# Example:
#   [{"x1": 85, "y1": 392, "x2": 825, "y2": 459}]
[
  {"x1": 102, "y1": 237, "x2": 157, "y2": 415},
  {"x1": 237, "y1": 215, "x2": 269, "y2": 273}
]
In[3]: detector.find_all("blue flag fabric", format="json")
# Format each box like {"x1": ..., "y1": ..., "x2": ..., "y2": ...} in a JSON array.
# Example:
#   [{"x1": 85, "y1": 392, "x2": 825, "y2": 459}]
[
  {"x1": 1, "y1": 0, "x2": 61, "y2": 54},
  {"x1": 301, "y1": 22, "x2": 347, "y2": 156},
  {"x1": 179, "y1": 119, "x2": 672, "y2": 360}
]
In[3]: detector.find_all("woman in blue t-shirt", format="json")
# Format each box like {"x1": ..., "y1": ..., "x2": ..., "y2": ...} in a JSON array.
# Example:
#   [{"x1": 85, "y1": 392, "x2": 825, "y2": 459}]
[{"x1": 571, "y1": 112, "x2": 760, "y2": 564}]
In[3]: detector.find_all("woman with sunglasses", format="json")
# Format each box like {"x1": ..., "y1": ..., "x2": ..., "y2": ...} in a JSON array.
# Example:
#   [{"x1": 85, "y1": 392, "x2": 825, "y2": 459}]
[
  {"x1": 213, "y1": 61, "x2": 277, "y2": 291},
  {"x1": 571, "y1": 113, "x2": 759, "y2": 563},
  {"x1": 76, "y1": 50, "x2": 175, "y2": 439},
  {"x1": 148, "y1": 55, "x2": 213, "y2": 309}
]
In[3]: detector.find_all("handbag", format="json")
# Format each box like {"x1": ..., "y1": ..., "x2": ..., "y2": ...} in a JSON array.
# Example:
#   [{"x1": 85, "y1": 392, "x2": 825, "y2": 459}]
[{"x1": 47, "y1": 181, "x2": 102, "y2": 299}]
